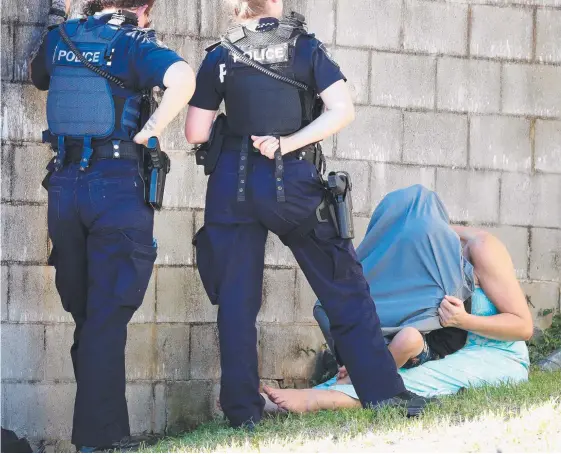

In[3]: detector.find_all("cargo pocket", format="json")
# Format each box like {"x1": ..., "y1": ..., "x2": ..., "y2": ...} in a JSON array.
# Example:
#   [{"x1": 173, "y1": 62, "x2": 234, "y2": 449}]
[
  {"x1": 118, "y1": 231, "x2": 158, "y2": 310},
  {"x1": 193, "y1": 226, "x2": 219, "y2": 305},
  {"x1": 312, "y1": 221, "x2": 362, "y2": 282}
]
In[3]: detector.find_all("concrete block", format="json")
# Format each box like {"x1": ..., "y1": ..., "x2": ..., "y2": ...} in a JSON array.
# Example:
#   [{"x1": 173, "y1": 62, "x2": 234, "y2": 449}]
[
  {"x1": 521, "y1": 281, "x2": 560, "y2": 330},
  {"x1": 336, "y1": 106, "x2": 402, "y2": 163},
  {"x1": 332, "y1": 48, "x2": 369, "y2": 104},
  {"x1": 503, "y1": 64, "x2": 561, "y2": 117},
  {"x1": 154, "y1": 382, "x2": 166, "y2": 434},
  {"x1": 265, "y1": 233, "x2": 297, "y2": 267},
  {"x1": 470, "y1": 116, "x2": 531, "y2": 172},
  {"x1": 1, "y1": 323, "x2": 45, "y2": 380},
  {"x1": 484, "y1": 225, "x2": 529, "y2": 279},
  {"x1": 190, "y1": 324, "x2": 220, "y2": 380},
  {"x1": 259, "y1": 268, "x2": 296, "y2": 323},
  {"x1": 1, "y1": 143, "x2": 12, "y2": 201},
  {"x1": 156, "y1": 266, "x2": 217, "y2": 323},
  {"x1": 259, "y1": 324, "x2": 325, "y2": 379},
  {"x1": 371, "y1": 164, "x2": 436, "y2": 208},
  {"x1": 166, "y1": 381, "x2": 213, "y2": 433},
  {"x1": 125, "y1": 324, "x2": 155, "y2": 380},
  {"x1": 537, "y1": 9, "x2": 561, "y2": 63},
  {"x1": 130, "y1": 273, "x2": 156, "y2": 324},
  {"x1": 328, "y1": 159, "x2": 371, "y2": 215},
  {"x1": 126, "y1": 383, "x2": 154, "y2": 436},
  {"x1": 1, "y1": 383, "x2": 75, "y2": 442},
  {"x1": 535, "y1": 120, "x2": 561, "y2": 174},
  {"x1": 436, "y1": 168, "x2": 500, "y2": 223},
  {"x1": 200, "y1": 0, "x2": 233, "y2": 38},
  {"x1": 150, "y1": 0, "x2": 199, "y2": 35},
  {"x1": 471, "y1": 5, "x2": 533, "y2": 59},
  {"x1": 1, "y1": 266, "x2": 8, "y2": 321},
  {"x1": 1, "y1": 205, "x2": 48, "y2": 262},
  {"x1": 1, "y1": 83, "x2": 48, "y2": 142},
  {"x1": 403, "y1": 112, "x2": 468, "y2": 167},
  {"x1": 285, "y1": 0, "x2": 335, "y2": 44},
  {"x1": 154, "y1": 210, "x2": 193, "y2": 265},
  {"x1": 163, "y1": 152, "x2": 207, "y2": 209},
  {"x1": 403, "y1": 0, "x2": 468, "y2": 55},
  {"x1": 501, "y1": 173, "x2": 561, "y2": 228},
  {"x1": 155, "y1": 324, "x2": 190, "y2": 380},
  {"x1": 437, "y1": 57, "x2": 500, "y2": 114},
  {"x1": 12, "y1": 143, "x2": 51, "y2": 203},
  {"x1": 14, "y1": 25, "x2": 45, "y2": 82},
  {"x1": 2, "y1": 23, "x2": 13, "y2": 81},
  {"x1": 336, "y1": 0, "x2": 401, "y2": 49},
  {"x1": 2, "y1": 0, "x2": 49, "y2": 22},
  {"x1": 530, "y1": 228, "x2": 561, "y2": 282},
  {"x1": 295, "y1": 269, "x2": 317, "y2": 323},
  {"x1": 45, "y1": 324, "x2": 75, "y2": 381},
  {"x1": 8, "y1": 265, "x2": 71, "y2": 323},
  {"x1": 371, "y1": 53, "x2": 435, "y2": 109}
]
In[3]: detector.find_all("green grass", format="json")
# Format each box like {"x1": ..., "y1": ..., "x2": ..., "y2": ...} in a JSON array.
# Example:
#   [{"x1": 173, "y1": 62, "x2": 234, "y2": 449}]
[
  {"x1": 145, "y1": 371, "x2": 561, "y2": 453},
  {"x1": 144, "y1": 320, "x2": 561, "y2": 452}
]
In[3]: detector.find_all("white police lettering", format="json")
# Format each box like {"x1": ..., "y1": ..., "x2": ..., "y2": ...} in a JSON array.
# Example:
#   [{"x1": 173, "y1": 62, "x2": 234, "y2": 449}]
[
  {"x1": 233, "y1": 43, "x2": 289, "y2": 65},
  {"x1": 219, "y1": 63, "x2": 227, "y2": 84},
  {"x1": 57, "y1": 49, "x2": 102, "y2": 64}
]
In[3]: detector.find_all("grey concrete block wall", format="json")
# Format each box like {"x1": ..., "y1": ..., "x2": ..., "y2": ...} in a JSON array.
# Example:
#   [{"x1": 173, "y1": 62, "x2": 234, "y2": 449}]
[{"x1": 2, "y1": 0, "x2": 560, "y2": 448}]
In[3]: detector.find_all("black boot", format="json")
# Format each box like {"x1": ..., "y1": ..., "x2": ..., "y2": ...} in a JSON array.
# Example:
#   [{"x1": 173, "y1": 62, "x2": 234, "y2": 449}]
[{"x1": 377, "y1": 390, "x2": 435, "y2": 417}]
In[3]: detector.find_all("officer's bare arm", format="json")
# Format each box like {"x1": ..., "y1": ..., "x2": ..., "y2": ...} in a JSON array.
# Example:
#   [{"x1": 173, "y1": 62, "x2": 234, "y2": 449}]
[
  {"x1": 184, "y1": 107, "x2": 217, "y2": 144},
  {"x1": 252, "y1": 80, "x2": 355, "y2": 157},
  {"x1": 134, "y1": 61, "x2": 196, "y2": 145}
]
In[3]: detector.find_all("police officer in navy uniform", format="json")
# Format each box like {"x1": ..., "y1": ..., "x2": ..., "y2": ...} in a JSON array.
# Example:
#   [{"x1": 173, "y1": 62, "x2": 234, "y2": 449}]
[
  {"x1": 185, "y1": 0, "x2": 428, "y2": 429},
  {"x1": 30, "y1": 0, "x2": 195, "y2": 450}
]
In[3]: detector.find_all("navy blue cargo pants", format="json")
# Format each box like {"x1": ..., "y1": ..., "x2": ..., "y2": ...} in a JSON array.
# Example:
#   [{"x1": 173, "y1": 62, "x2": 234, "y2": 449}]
[
  {"x1": 47, "y1": 158, "x2": 156, "y2": 448},
  {"x1": 194, "y1": 148, "x2": 405, "y2": 427}
]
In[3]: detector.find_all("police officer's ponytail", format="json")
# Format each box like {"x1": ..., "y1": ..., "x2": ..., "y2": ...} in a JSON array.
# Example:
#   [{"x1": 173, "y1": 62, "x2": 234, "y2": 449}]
[{"x1": 227, "y1": 0, "x2": 268, "y2": 20}]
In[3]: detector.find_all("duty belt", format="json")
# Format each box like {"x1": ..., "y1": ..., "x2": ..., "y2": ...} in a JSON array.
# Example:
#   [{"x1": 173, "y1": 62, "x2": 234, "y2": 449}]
[
  {"x1": 234, "y1": 138, "x2": 324, "y2": 203},
  {"x1": 64, "y1": 140, "x2": 141, "y2": 164}
]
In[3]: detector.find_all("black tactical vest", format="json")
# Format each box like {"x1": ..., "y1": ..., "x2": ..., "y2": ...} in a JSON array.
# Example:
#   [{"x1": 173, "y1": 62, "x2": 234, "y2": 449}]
[
  {"x1": 221, "y1": 15, "x2": 316, "y2": 136},
  {"x1": 46, "y1": 16, "x2": 143, "y2": 149}
]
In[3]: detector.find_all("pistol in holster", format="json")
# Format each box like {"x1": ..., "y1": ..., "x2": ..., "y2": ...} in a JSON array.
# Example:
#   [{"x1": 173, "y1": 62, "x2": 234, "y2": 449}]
[
  {"x1": 143, "y1": 137, "x2": 170, "y2": 211},
  {"x1": 194, "y1": 113, "x2": 227, "y2": 175},
  {"x1": 326, "y1": 171, "x2": 354, "y2": 240}
]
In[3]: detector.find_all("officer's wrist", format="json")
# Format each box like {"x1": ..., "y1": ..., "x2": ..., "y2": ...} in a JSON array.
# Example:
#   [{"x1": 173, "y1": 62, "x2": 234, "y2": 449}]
[{"x1": 280, "y1": 136, "x2": 296, "y2": 155}]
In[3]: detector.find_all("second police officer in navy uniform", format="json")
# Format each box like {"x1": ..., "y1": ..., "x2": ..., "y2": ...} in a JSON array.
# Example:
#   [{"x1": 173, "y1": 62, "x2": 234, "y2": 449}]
[
  {"x1": 185, "y1": 0, "x2": 429, "y2": 429},
  {"x1": 30, "y1": 0, "x2": 195, "y2": 450}
]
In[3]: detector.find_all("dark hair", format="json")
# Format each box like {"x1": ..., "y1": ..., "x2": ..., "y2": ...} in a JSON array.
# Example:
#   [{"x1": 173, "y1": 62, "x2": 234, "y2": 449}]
[{"x1": 82, "y1": 0, "x2": 156, "y2": 16}]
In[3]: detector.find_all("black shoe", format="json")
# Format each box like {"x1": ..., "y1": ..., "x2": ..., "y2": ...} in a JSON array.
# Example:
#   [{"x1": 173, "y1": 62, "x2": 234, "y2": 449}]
[
  {"x1": 377, "y1": 390, "x2": 435, "y2": 417},
  {"x1": 78, "y1": 434, "x2": 161, "y2": 453}
]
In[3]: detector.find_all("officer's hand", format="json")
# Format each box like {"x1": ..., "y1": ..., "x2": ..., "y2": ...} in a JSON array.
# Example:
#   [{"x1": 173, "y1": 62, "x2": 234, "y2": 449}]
[
  {"x1": 134, "y1": 130, "x2": 156, "y2": 147},
  {"x1": 251, "y1": 135, "x2": 280, "y2": 160}
]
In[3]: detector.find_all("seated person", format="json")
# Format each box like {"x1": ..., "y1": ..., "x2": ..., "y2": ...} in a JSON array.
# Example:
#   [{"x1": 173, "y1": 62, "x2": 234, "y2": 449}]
[{"x1": 262, "y1": 185, "x2": 533, "y2": 413}]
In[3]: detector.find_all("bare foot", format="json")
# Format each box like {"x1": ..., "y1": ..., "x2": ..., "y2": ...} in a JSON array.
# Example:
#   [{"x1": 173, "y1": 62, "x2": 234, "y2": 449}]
[{"x1": 263, "y1": 385, "x2": 319, "y2": 413}]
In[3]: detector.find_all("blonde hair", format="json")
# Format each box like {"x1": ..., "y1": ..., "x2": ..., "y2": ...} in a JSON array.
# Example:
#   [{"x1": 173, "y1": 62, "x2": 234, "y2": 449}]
[{"x1": 227, "y1": 0, "x2": 269, "y2": 20}]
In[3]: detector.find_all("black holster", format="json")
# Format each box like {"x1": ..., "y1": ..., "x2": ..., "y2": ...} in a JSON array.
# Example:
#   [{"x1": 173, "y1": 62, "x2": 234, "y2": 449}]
[
  {"x1": 194, "y1": 113, "x2": 227, "y2": 175},
  {"x1": 326, "y1": 171, "x2": 354, "y2": 240},
  {"x1": 143, "y1": 137, "x2": 170, "y2": 210}
]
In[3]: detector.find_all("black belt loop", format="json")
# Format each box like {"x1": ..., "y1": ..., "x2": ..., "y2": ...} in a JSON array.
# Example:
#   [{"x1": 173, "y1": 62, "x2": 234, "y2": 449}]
[
  {"x1": 274, "y1": 138, "x2": 286, "y2": 203},
  {"x1": 237, "y1": 136, "x2": 249, "y2": 202},
  {"x1": 79, "y1": 136, "x2": 94, "y2": 171}
]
